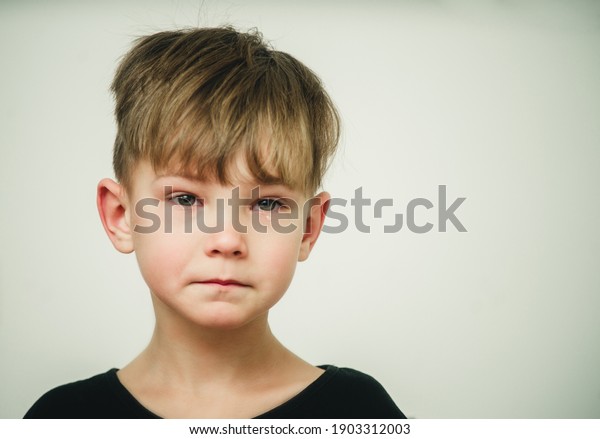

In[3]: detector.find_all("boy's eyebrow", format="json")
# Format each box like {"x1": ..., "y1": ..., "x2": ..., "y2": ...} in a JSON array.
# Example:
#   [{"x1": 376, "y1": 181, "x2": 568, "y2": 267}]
[
  {"x1": 153, "y1": 173, "x2": 201, "y2": 183},
  {"x1": 152, "y1": 174, "x2": 298, "y2": 194}
]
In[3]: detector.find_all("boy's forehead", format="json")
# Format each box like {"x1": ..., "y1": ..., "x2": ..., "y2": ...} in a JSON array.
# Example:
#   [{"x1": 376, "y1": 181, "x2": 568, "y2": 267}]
[
  {"x1": 154, "y1": 170, "x2": 282, "y2": 189},
  {"x1": 126, "y1": 136, "x2": 313, "y2": 195},
  {"x1": 144, "y1": 161, "x2": 298, "y2": 194}
]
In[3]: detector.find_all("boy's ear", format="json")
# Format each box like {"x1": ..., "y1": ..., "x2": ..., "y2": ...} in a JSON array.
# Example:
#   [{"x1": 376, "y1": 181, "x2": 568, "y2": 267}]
[
  {"x1": 298, "y1": 191, "x2": 330, "y2": 262},
  {"x1": 97, "y1": 178, "x2": 134, "y2": 254}
]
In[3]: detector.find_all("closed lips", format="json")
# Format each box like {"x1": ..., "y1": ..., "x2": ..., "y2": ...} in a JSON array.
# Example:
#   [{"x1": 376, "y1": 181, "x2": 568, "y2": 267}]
[{"x1": 200, "y1": 279, "x2": 248, "y2": 286}]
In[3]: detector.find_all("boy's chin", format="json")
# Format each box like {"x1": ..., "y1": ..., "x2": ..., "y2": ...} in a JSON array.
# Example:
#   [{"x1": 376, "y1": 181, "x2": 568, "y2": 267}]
[
  {"x1": 181, "y1": 309, "x2": 269, "y2": 332},
  {"x1": 152, "y1": 293, "x2": 273, "y2": 332}
]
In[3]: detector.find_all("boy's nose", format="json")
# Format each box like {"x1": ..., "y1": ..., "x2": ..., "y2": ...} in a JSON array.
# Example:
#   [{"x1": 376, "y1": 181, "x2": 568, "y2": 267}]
[{"x1": 204, "y1": 218, "x2": 248, "y2": 258}]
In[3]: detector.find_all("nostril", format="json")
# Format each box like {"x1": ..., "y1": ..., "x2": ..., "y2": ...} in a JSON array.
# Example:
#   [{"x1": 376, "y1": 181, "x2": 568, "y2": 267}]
[{"x1": 209, "y1": 248, "x2": 244, "y2": 257}]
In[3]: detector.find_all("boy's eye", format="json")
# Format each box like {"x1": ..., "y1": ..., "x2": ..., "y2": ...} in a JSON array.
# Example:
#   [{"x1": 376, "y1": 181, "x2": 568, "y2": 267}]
[
  {"x1": 255, "y1": 198, "x2": 284, "y2": 212},
  {"x1": 170, "y1": 194, "x2": 201, "y2": 207}
]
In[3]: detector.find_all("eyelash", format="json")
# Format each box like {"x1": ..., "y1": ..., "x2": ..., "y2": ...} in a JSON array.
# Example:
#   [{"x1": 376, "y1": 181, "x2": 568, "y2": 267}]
[
  {"x1": 167, "y1": 194, "x2": 286, "y2": 212},
  {"x1": 253, "y1": 198, "x2": 286, "y2": 212},
  {"x1": 168, "y1": 193, "x2": 203, "y2": 207}
]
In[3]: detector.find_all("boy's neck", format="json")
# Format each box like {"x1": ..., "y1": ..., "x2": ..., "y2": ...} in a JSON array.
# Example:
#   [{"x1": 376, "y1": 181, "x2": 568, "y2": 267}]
[
  {"x1": 152, "y1": 320, "x2": 281, "y2": 378},
  {"x1": 116, "y1": 296, "x2": 323, "y2": 418},
  {"x1": 121, "y1": 303, "x2": 291, "y2": 386}
]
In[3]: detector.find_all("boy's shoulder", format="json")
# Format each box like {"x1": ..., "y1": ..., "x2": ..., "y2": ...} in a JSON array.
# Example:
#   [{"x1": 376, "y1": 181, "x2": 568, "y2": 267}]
[
  {"x1": 24, "y1": 369, "x2": 157, "y2": 419},
  {"x1": 24, "y1": 365, "x2": 405, "y2": 419},
  {"x1": 257, "y1": 365, "x2": 406, "y2": 419}
]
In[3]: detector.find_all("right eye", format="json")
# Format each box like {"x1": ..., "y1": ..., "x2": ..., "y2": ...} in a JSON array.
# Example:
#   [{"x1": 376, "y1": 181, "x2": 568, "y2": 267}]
[{"x1": 170, "y1": 194, "x2": 201, "y2": 207}]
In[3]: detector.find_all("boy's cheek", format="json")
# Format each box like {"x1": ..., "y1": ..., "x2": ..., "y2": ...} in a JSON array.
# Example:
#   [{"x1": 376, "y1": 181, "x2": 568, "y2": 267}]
[
  {"x1": 258, "y1": 253, "x2": 297, "y2": 293},
  {"x1": 264, "y1": 210, "x2": 305, "y2": 235},
  {"x1": 134, "y1": 238, "x2": 188, "y2": 284},
  {"x1": 130, "y1": 199, "x2": 162, "y2": 234},
  {"x1": 258, "y1": 234, "x2": 303, "y2": 274},
  {"x1": 131, "y1": 202, "x2": 195, "y2": 235}
]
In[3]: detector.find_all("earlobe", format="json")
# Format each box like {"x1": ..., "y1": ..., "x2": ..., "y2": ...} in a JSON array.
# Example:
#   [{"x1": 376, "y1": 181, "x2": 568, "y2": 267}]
[
  {"x1": 298, "y1": 192, "x2": 330, "y2": 262},
  {"x1": 97, "y1": 178, "x2": 134, "y2": 254}
]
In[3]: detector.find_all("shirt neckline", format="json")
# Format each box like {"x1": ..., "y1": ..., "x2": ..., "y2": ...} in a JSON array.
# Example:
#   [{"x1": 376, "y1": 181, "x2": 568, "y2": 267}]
[{"x1": 105, "y1": 364, "x2": 339, "y2": 419}]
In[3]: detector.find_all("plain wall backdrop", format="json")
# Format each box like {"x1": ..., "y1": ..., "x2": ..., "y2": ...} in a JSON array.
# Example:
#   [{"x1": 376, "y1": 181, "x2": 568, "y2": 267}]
[{"x1": 1, "y1": 0, "x2": 599, "y2": 418}]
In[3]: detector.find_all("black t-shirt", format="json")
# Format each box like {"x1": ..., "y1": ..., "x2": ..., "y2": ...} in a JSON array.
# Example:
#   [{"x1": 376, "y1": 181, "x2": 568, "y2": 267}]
[{"x1": 25, "y1": 365, "x2": 405, "y2": 419}]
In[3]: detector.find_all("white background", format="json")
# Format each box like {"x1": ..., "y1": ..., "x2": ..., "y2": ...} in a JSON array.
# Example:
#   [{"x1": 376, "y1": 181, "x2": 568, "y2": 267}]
[{"x1": 1, "y1": 0, "x2": 599, "y2": 418}]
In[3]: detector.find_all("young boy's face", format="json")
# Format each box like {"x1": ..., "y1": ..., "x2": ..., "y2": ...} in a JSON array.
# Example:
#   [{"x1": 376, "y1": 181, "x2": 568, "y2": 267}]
[{"x1": 98, "y1": 158, "x2": 328, "y2": 331}]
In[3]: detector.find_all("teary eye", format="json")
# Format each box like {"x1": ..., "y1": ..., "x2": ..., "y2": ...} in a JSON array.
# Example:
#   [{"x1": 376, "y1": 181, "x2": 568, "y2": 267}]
[
  {"x1": 171, "y1": 194, "x2": 200, "y2": 207},
  {"x1": 255, "y1": 198, "x2": 283, "y2": 211}
]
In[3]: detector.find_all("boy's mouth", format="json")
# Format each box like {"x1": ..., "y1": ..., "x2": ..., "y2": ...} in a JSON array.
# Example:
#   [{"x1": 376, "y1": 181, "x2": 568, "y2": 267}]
[{"x1": 198, "y1": 278, "x2": 249, "y2": 287}]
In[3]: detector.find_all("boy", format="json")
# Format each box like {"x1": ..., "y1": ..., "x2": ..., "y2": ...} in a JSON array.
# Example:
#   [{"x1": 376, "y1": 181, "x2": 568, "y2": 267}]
[{"x1": 25, "y1": 26, "x2": 405, "y2": 419}]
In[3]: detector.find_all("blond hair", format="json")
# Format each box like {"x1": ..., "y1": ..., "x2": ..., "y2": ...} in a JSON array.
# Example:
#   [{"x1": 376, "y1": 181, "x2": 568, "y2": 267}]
[{"x1": 111, "y1": 27, "x2": 340, "y2": 195}]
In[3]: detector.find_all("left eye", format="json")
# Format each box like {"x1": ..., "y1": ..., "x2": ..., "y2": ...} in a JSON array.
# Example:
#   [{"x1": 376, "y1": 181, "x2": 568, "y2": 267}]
[
  {"x1": 171, "y1": 194, "x2": 200, "y2": 206},
  {"x1": 255, "y1": 198, "x2": 283, "y2": 211}
]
